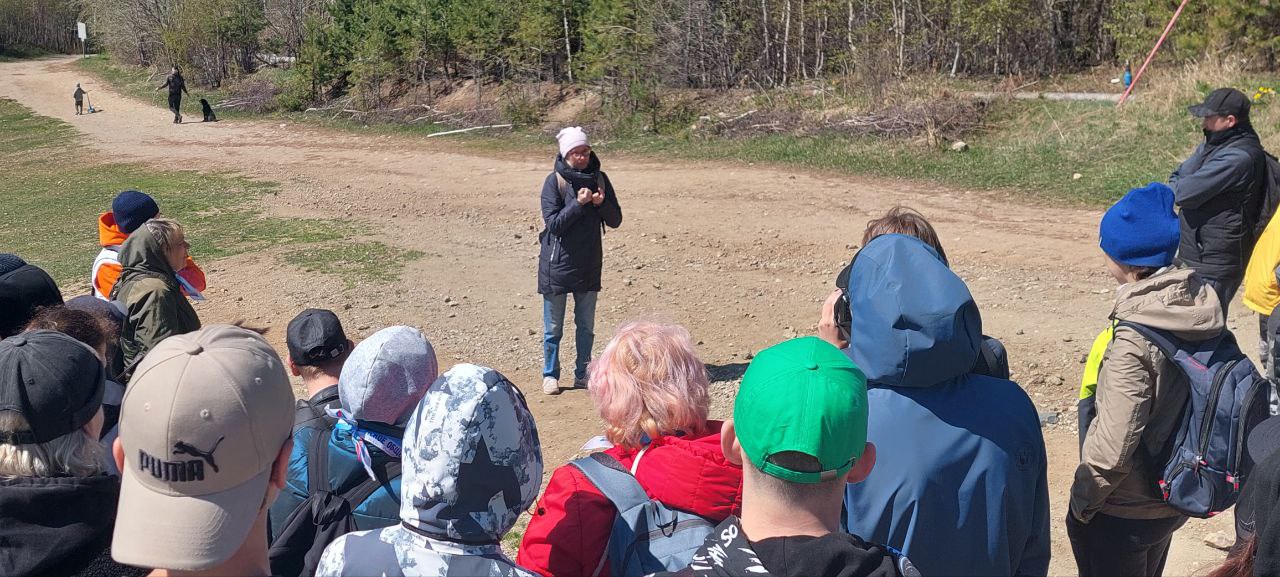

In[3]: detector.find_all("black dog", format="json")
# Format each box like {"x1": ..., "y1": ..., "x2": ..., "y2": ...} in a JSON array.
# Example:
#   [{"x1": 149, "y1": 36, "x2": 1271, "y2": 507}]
[{"x1": 200, "y1": 98, "x2": 217, "y2": 122}]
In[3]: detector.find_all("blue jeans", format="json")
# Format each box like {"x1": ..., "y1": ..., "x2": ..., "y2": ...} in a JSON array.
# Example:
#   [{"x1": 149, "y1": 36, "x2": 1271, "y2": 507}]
[{"x1": 543, "y1": 291, "x2": 598, "y2": 380}]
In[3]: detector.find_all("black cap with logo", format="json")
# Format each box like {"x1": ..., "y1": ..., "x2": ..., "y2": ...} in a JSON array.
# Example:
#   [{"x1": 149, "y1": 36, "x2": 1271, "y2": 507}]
[
  {"x1": 1188, "y1": 87, "x2": 1251, "y2": 119},
  {"x1": 286, "y1": 308, "x2": 349, "y2": 367},
  {"x1": 0, "y1": 330, "x2": 105, "y2": 444}
]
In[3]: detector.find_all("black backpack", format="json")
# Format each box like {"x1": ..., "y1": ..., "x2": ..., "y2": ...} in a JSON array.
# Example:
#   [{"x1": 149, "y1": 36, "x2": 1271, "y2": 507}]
[
  {"x1": 268, "y1": 428, "x2": 400, "y2": 577},
  {"x1": 1254, "y1": 151, "x2": 1280, "y2": 239}
]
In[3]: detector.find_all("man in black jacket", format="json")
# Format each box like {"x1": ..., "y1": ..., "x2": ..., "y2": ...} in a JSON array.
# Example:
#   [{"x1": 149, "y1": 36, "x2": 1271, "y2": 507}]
[
  {"x1": 1170, "y1": 87, "x2": 1269, "y2": 314},
  {"x1": 537, "y1": 127, "x2": 622, "y2": 395},
  {"x1": 156, "y1": 66, "x2": 189, "y2": 124}
]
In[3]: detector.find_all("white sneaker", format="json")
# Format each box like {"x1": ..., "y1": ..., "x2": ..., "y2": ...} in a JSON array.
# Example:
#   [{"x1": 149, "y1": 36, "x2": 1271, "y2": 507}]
[{"x1": 542, "y1": 376, "x2": 560, "y2": 395}]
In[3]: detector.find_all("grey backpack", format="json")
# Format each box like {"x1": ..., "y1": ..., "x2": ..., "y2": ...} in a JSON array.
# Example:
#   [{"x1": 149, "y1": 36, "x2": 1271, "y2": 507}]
[{"x1": 570, "y1": 452, "x2": 715, "y2": 577}]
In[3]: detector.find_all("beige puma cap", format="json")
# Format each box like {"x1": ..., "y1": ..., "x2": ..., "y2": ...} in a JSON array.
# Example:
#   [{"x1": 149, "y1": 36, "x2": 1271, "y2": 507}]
[{"x1": 112, "y1": 325, "x2": 294, "y2": 570}]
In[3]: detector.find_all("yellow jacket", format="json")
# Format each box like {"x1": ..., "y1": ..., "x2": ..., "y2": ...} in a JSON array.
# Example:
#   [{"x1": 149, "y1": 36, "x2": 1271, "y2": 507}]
[{"x1": 1244, "y1": 213, "x2": 1280, "y2": 315}]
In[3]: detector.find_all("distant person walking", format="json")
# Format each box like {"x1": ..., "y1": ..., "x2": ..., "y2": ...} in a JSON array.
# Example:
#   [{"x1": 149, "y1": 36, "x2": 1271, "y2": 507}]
[
  {"x1": 1169, "y1": 87, "x2": 1271, "y2": 314},
  {"x1": 73, "y1": 83, "x2": 87, "y2": 115},
  {"x1": 537, "y1": 126, "x2": 622, "y2": 395},
  {"x1": 156, "y1": 66, "x2": 188, "y2": 124}
]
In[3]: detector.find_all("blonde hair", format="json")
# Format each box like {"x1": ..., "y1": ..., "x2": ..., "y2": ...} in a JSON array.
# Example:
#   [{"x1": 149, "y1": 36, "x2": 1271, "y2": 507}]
[
  {"x1": 143, "y1": 217, "x2": 184, "y2": 252},
  {"x1": 589, "y1": 321, "x2": 711, "y2": 448},
  {"x1": 0, "y1": 411, "x2": 106, "y2": 478}
]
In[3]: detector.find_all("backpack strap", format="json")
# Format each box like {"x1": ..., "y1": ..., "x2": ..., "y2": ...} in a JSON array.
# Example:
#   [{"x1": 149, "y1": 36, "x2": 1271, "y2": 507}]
[
  {"x1": 570, "y1": 452, "x2": 651, "y2": 512},
  {"x1": 342, "y1": 460, "x2": 402, "y2": 506},
  {"x1": 307, "y1": 427, "x2": 333, "y2": 494},
  {"x1": 570, "y1": 452, "x2": 650, "y2": 577}
]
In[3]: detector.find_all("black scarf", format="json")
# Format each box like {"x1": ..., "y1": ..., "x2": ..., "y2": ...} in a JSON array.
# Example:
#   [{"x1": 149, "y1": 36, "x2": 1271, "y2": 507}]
[
  {"x1": 1204, "y1": 117, "x2": 1260, "y2": 148},
  {"x1": 554, "y1": 152, "x2": 603, "y2": 192}
]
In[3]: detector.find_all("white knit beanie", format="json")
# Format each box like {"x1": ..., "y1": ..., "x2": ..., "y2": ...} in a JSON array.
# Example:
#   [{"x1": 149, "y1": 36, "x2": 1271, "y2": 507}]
[{"x1": 556, "y1": 126, "x2": 589, "y2": 158}]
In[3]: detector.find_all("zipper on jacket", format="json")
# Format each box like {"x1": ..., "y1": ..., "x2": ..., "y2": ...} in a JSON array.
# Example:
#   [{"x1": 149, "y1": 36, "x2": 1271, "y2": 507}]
[
  {"x1": 551, "y1": 236, "x2": 560, "y2": 263},
  {"x1": 1198, "y1": 359, "x2": 1240, "y2": 461}
]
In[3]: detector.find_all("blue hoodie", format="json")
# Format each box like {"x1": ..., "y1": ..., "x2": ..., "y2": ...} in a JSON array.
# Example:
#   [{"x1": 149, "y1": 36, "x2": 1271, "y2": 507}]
[{"x1": 842, "y1": 235, "x2": 1050, "y2": 577}]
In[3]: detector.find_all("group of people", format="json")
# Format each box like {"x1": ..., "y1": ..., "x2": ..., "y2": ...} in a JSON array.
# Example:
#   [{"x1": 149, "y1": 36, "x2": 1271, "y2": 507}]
[{"x1": 0, "y1": 85, "x2": 1274, "y2": 577}]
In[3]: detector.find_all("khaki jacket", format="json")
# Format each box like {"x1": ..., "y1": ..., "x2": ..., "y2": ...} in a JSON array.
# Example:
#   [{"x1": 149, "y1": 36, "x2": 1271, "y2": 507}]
[{"x1": 1070, "y1": 267, "x2": 1224, "y2": 521}]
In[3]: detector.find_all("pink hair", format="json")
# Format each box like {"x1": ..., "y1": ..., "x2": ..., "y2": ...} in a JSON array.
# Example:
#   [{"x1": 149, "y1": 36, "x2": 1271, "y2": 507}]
[{"x1": 589, "y1": 321, "x2": 711, "y2": 449}]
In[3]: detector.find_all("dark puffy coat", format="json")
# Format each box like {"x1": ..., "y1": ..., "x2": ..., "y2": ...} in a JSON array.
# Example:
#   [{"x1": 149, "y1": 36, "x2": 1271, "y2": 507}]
[
  {"x1": 537, "y1": 154, "x2": 622, "y2": 295},
  {"x1": 1170, "y1": 123, "x2": 1269, "y2": 280}
]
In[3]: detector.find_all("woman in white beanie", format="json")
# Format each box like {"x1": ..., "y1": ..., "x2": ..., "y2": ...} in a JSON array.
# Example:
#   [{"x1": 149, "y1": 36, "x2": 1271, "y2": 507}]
[{"x1": 536, "y1": 127, "x2": 623, "y2": 395}]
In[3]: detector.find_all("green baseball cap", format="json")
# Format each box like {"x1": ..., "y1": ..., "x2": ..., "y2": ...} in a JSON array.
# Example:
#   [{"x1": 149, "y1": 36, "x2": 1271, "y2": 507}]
[{"x1": 734, "y1": 337, "x2": 868, "y2": 484}]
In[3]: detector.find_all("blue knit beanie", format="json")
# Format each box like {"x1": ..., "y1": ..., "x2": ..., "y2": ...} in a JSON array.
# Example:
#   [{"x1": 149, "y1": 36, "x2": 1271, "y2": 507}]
[
  {"x1": 112, "y1": 190, "x2": 160, "y2": 234},
  {"x1": 1099, "y1": 182, "x2": 1180, "y2": 268}
]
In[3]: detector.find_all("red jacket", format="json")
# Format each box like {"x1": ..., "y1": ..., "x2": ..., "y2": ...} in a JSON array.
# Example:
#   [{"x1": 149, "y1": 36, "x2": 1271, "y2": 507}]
[{"x1": 517, "y1": 422, "x2": 743, "y2": 577}]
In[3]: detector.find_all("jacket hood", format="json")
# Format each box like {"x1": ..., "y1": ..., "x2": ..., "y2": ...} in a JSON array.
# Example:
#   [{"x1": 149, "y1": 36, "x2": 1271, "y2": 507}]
[
  {"x1": 1112, "y1": 267, "x2": 1224, "y2": 341},
  {"x1": 339, "y1": 325, "x2": 438, "y2": 426},
  {"x1": 682, "y1": 516, "x2": 912, "y2": 577},
  {"x1": 845, "y1": 234, "x2": 982, "y2": 388},
  {"x1": 116, "y1": 222, "x2": 176, "y2": 290},
  {"x1": 0, "y1": 475, "x2": 120, "y2": 575},
  {"x1": 399, "y1": 363, "x2": 542, "y2": 544},
  {"x1": 613, "y1": 424, "x2": 742, "y2": 521},
  {"x1": 98, "y1": 212, "x2": 128, "y2": 248}
]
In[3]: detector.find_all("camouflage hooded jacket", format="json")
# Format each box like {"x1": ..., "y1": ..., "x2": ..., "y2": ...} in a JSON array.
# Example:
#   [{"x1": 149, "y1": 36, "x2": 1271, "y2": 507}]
[{"x1": 316, "y1": 363, "x2": 544, "y2": 577}]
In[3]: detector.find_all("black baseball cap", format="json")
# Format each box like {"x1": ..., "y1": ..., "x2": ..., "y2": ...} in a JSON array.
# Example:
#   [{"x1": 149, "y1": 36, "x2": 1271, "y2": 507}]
[
  {"x1": 286, "y1": 308, "x2": 349, "y2": 366},
  {"x1": 0, "y1": 330, "x2": 105, "y2": 444},
  {"x1": 0, "y1": 254, "x2": 63, "y2": 338},
  {"x1": 1189, "y1": 88, "x2": 1251, "y2": 119}
]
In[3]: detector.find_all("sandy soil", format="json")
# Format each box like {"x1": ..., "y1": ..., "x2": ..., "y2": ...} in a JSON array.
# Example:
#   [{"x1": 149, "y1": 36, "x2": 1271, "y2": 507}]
[{"x1": 0, "y1": 56, "x2": 1253, "y2": 575}]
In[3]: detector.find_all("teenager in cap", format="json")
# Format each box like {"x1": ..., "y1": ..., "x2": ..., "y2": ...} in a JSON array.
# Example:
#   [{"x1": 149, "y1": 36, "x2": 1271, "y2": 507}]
[
  {"x1": 316, "y1": 363, "x2": 542, "y2": 577},
  {"x1": 537, "y1": 126, "x2": 623, "y2": 395},
  {"x1": 111, "y1": 325, "x2": 295, "y2": 576},
  {"x1": 269, "y1": 325, "x2": 436, "y2": 576},
  {"x1": 654, "y1": 337, "x2": 915, "y2": 577},
  {"x1": 285, "y1": 308, "x2": 353, "y2": 433},
  {"x1": 0, "y1": 330, "x2": 146, "y2": 577}
]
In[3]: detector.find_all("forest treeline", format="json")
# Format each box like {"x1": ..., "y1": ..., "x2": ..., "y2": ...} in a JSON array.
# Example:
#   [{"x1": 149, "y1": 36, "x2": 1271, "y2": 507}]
[{"x1": 4, "y1": 0, "x2": 1278, "y2": 107}]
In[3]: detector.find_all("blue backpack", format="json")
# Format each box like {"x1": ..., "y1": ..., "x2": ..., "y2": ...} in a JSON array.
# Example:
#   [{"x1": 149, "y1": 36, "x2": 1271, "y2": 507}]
[
  {"x1": 570, "y1": 452, "x2": 715, "y2": 577},
  {"x1": 1119, "y1": 322, "x2": 1271, "y2": 518}
]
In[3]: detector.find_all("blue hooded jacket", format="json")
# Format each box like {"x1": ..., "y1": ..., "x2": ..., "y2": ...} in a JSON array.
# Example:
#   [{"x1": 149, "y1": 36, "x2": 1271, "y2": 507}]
[{"x1": 842, "y1": 235, "x2": 1050, "y2": 577}]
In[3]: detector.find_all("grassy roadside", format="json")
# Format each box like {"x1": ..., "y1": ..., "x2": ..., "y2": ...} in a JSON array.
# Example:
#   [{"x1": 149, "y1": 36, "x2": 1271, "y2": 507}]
[
  {"x1": 0, "y1": 97, "x2": 420, "y2": 288},
  {"x1": 75, "y1": 55, "x2": 1280, "y2": 206}
]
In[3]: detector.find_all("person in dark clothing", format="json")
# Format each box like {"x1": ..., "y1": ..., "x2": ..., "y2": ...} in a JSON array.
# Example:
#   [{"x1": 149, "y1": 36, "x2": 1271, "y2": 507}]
[
  {"x1": 0, "y1": 330, "x2": 147, "y2": 577},
  {"x1": 0, "y1": 253, "x2": 63, "y2": 339},
  {"x1": 74, "y1": 83, "x2": 87, "y2": 115},
  {"x1": 1208, "y1": 415, "x2": 1280, "y2": 577},
  {"x1": 1170, "y1": 87, "x2": 1270, "y2": 315},
  {"x1": 156, "y1": 66, "x2": 189, "y2": 124},
  {"x1": 537, "y1": 126, "x2": 622, "y2": 395},
  {"x1": 653, "y1": 337, "x2": 917, "y2": 577}
]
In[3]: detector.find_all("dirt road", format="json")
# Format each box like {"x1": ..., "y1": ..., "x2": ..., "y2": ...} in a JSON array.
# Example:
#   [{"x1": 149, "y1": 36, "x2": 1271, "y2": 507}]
[{"x1": 1, "y1": 56, "x2": 1249, "y2": 575}]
